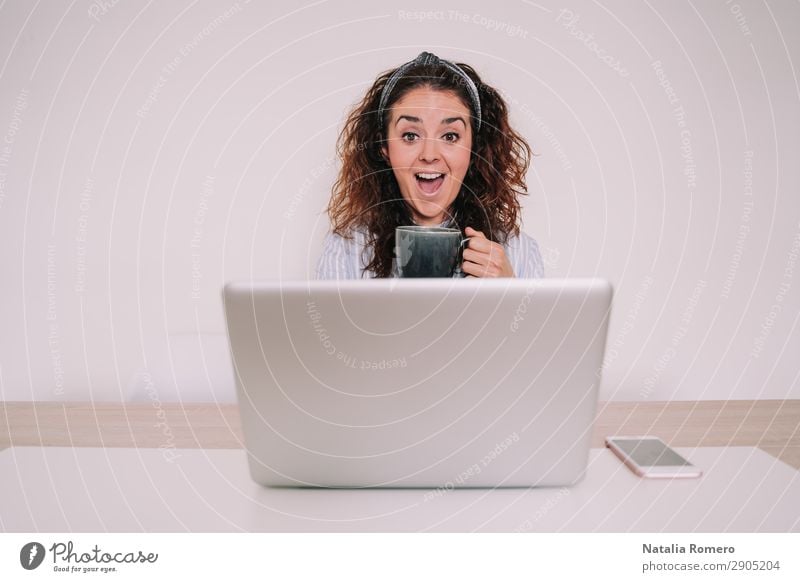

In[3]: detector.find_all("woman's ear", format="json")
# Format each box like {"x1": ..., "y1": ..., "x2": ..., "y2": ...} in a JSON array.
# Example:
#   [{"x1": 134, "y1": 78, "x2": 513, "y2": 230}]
[{"x1": 380, "y1": 144, "x2": 389, "y2": 163}]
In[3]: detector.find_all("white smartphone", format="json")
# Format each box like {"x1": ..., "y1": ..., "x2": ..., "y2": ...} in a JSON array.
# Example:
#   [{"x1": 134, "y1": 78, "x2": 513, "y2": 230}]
[{"x1": 606, "y1": 436, "x2": 702, "y2": 478}]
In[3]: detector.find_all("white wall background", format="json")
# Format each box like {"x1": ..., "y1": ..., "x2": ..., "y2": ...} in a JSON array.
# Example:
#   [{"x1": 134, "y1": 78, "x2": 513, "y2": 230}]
[{"x1": 0, "y1": 0, "x2": 798, "y2": 402}]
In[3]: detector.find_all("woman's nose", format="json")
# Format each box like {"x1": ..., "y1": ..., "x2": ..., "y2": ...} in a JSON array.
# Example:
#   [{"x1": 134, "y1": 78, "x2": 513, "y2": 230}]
[{"x1": 418, "y1": 137, "x2": 440, "y2": 162}]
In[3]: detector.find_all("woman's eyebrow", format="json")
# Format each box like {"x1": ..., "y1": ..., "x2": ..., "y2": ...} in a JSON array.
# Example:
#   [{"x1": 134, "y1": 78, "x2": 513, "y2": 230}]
[
  {"x1": 441, "y1": 117, "x2": 466, "y2": 127},
  {"x1": 396, "y1": 115, "x2": 422, "y2": 126},
  {"x1": 395, "y1": 115, "x2": 466, "y2": 127}
]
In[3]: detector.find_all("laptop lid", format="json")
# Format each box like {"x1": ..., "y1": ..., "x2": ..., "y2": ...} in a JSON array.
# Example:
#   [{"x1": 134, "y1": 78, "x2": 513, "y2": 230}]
[{"x1": 223, "y1": 278, "x2": 612, "y2": 488}]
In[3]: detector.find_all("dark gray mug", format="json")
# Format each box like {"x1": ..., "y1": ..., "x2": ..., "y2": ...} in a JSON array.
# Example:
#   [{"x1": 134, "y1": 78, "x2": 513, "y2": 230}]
[{"x1": 395, "y1": 226, "x2": 469, "y2": 278}]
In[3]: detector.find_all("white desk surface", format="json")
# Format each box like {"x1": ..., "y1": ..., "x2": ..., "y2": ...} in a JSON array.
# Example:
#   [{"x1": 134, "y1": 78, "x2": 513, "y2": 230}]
[{"x1": 1, "y1": 446, "x2": 797, "y2": 532}]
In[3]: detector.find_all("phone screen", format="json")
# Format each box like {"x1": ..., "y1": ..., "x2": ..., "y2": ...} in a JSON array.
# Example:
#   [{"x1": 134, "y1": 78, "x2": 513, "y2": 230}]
[{"x1": 611, "y1": 438, "x2": 691, "y2": 467}]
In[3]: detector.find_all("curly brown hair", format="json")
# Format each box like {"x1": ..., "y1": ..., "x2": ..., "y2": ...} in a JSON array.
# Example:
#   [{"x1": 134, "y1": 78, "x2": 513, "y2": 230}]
[{"x1": 326, "y1": 55, "x2": 533, "y2": 278}]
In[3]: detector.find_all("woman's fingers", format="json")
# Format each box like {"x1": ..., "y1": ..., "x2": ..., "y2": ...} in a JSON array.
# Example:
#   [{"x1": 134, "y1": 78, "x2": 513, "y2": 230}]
[
  {"x1": 464, "y1": 227, "x2": 491, "y2": 253},
  {"x1": 462, "y1": 247, "x2": 500, "y2": 266},
  {"x1": 462, "y1": 259, "x2": 501, "y2": 278},
  {"x1": 462, "y1": 245, "x2": 505, "y2": 277},
  {"x1": 462, "y1": 226, "x2": 515, "y2": 278},
  {"x1": 462, "y1": 226, "x2": 503, "y2": 268}
]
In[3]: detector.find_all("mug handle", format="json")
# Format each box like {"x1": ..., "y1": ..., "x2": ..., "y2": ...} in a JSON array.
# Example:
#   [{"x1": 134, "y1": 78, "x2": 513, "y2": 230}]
[{"x1": 453, "y1": 237, "x2": 470, "y2": 278}]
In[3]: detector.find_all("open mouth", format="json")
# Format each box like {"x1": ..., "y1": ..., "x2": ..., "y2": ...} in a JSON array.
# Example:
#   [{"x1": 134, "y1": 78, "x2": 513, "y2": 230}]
[{"x1": 415, "y1": 172, "x2": 446, "y2": 196}]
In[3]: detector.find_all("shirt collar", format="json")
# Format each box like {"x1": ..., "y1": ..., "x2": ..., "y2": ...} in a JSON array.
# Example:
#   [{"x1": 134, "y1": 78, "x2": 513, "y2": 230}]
[{"x1": 411, "y1": 214, "x2": 458, "y2": 229}]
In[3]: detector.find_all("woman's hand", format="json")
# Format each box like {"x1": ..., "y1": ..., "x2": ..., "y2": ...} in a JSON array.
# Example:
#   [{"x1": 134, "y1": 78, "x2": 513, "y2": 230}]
[{"x1": 461, "y1": 227, "x2": 515, "y2": 278}]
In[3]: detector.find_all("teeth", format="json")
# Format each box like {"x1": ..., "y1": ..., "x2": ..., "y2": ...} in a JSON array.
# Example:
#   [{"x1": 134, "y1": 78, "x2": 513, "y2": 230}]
[{"x1": 416, "y1": 172, "x2": 444, "y2": 179}]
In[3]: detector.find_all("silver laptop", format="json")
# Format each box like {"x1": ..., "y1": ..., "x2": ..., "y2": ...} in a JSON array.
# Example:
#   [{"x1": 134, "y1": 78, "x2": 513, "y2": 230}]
[{"x1": 223, "y1": 278, "x2": 612, "y2": 488}]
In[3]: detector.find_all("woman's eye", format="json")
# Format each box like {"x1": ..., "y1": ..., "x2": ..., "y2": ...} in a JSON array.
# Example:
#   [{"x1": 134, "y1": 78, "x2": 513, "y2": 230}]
[
  {"x1": 401, "y1": 132, "x2": 418, "y2": 142},
  {"x1": 443, "y1": 132, "x2": 459, "y2": 143}
]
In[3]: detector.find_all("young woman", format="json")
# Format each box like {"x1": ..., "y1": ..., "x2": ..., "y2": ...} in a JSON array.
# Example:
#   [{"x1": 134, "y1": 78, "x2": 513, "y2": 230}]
[{"x1": 316, "y1": 51, "x2": 544, "y2": 279}]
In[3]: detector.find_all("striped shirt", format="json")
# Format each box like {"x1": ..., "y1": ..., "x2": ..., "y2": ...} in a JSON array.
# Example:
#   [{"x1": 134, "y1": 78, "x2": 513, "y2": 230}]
[{"x1": 316, "y1": 225, "x2": 545, "y2": 279}]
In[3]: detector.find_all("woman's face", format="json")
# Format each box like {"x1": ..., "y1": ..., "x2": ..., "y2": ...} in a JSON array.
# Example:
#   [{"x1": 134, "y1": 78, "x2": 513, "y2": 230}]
[{"x1": 381, "y1": 87, "x2": 473, "y2": 226}]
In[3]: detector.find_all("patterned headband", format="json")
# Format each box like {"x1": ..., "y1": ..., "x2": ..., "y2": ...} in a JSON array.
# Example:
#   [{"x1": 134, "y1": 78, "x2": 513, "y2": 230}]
[{"x1": 377, "y1": 51, "x2": 482, "y2": 132}]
